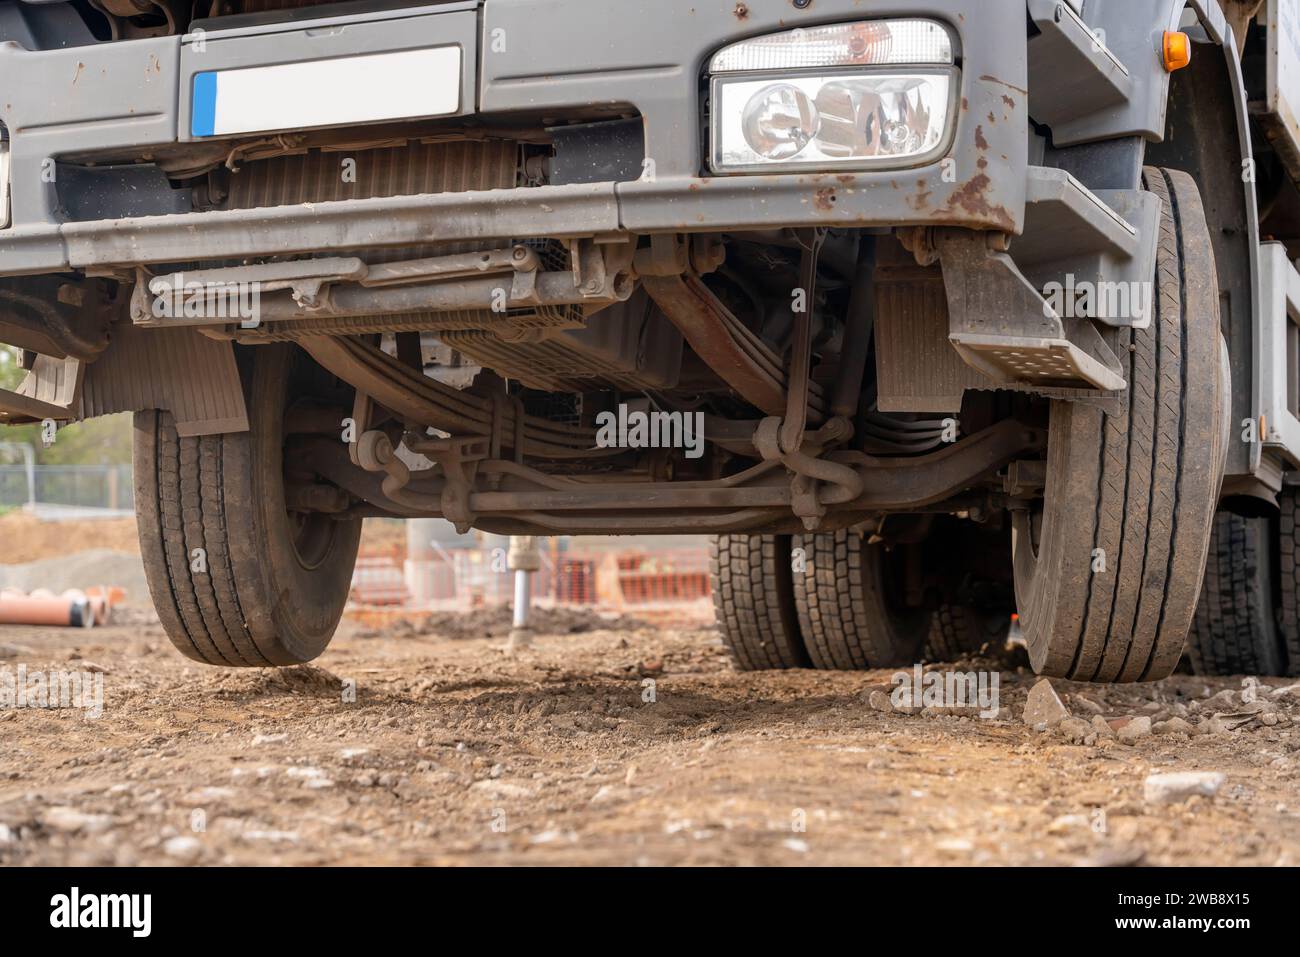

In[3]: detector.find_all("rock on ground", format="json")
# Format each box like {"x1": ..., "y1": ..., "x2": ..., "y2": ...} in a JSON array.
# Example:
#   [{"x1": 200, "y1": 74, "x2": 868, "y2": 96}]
[
  {"x1": 1023, "y1": 679, "x2": 1070, "y2": 728},
  {"x1": 1143, "y1": 772, "x2": 1226, "y2": 804}
]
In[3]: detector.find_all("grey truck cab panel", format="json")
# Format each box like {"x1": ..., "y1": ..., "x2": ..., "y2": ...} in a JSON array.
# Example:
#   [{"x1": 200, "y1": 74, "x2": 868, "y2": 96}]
[{"x1": 0, "y1": 0, "x2": 1029, "y2": 278}]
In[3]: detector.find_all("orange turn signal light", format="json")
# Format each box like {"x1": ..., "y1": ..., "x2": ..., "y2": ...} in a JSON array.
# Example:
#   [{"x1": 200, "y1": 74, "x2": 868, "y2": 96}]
[{"x1": 1163, "y1": 31, "x2": 1192, "y2": 72}]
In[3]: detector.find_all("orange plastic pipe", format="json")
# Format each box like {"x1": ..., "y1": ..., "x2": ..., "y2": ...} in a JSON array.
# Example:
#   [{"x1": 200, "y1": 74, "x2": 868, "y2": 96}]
[{"x1": 0, "y1": 595, "x2": 93, "y2": 627}]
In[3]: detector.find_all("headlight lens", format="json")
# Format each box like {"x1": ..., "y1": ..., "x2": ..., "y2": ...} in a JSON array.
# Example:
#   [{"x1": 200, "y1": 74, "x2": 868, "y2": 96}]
[
  {"x1": 740, "y1": 83, "x2": 820, "y2": 160},
  {"x1": 713, "y1": 71, "x2": 953, "y2": 173},
  {"x1": 708, "y1": 19, "x2": 958, "y2": 174}
]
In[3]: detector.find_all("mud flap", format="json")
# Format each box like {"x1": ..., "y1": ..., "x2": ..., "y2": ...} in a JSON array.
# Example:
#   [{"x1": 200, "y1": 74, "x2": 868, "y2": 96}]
[{"x1": 1, "y1": 324, "x2": 247, "y2": 436}]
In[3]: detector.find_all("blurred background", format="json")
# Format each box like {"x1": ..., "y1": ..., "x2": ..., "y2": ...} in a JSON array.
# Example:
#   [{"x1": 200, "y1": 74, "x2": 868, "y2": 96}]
[{"x1": 0, "y1": 343, "x2": 712, "y2": 624}]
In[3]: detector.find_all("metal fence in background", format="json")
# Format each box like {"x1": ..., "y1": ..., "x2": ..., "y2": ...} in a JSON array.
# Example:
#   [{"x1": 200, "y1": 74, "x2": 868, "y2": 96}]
[{"x1": 0, "y1": 464, "x2": 134, "y2": 515}]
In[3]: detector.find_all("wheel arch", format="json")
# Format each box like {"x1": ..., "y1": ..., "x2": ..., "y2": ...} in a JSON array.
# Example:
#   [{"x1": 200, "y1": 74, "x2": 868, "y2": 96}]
[{"x1": 1145, "y1": 0, "x2": 1263, "y2": 489}]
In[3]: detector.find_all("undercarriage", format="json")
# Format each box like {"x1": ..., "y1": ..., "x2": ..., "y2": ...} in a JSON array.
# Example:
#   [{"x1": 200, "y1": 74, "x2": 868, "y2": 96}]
[{"x1": 2, "y1": 0, "x2": 1296, "y2": 682}]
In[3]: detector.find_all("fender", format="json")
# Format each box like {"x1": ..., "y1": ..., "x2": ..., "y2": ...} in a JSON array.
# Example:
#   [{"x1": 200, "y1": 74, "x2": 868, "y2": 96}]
[{"x1": 1043, "y1": 1, "x2": 1263, "y2": 489}]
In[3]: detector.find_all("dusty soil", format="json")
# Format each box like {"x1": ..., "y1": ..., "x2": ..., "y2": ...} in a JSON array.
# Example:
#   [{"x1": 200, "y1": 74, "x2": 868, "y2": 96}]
[{"x1": 2, "y1": 609, "x2": 1299, "y2": 866}]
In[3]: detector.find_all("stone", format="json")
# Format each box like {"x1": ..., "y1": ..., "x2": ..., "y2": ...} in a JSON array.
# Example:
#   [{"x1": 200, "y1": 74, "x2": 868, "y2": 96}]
[
  {"x1": 1143, "y1": 771, "x2": 1225, "y2": 804},
  {"x1": 1057, "y1": 717, "x2": 1093, "y2": 744},
  {"x1": 1072, "y1": 695, "x2": 1105, "y2": 715},
  {"x1": 1080, "y1": 844, "x2": 1146, "y2": 868},
  {"x1": 1091, "y1": 714, "x2": 1116, "y2": 738},
  {"x1": 162, "y1": 836, "x2": 202, "y2": 862},
  {"x1": 1116, "y1": 716, "x2": 1152, "y2": 744},
  {"x1": 1152, "y1": 717, "x2": 1196, "y2": 736},
  {"x1": 469, "y1": 779, "x2": 533, "y2": 799},
  {"x1": 1023, "y1": 679, "x2": 1070, "y2": 728},
  {"x1": 1046, "y1": 814, "x2": 1090, "y2": 834},
  {"x1": 1207, "y1": 689, "x2": 1240, "y2": 709},
  {"x1": 868, "y1": 690, "x2": 895, "y2": 713},
  {"x1": 179, "y1": 786, "x2": 235, "y2": 806},
  {"x1": 41, "y1": 807, "x2": 114, "y2": 834}
]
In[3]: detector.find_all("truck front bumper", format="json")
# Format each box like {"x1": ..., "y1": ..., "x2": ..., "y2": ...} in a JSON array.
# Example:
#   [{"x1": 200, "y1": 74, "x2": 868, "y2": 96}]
[{"x1": 0, "y1": 0, "x2": 1029, "y2": 277}]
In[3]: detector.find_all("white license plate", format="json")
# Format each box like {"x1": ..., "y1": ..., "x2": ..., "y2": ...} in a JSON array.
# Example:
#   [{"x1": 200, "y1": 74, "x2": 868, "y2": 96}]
[{"x1": 191, "y1": 46, "x2": 461, "y2": 138}]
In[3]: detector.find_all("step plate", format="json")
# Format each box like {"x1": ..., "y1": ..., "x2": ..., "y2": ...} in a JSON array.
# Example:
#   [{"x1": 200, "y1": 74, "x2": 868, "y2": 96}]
[{"x1": 950, "y1": 333, "x2": 1127, "y2": 392}]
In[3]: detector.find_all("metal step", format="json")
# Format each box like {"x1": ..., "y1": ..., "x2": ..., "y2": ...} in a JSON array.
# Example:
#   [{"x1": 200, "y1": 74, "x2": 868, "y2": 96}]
[
  {"x1": 1015, "y1": 167, "x2": 1160, "y2": 329},
  {"x1": 1026, "y1": 0, "x2": 1134, "y2": 146},
  {"x1": 938, "y1": 231, "x2": 1127, "y2": 393}
]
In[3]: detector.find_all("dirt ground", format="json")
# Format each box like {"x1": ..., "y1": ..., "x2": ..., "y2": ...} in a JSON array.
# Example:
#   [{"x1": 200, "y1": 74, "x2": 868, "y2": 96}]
[{"x1": 2, "y1": 604, "x2": 1299, "y2": 866}]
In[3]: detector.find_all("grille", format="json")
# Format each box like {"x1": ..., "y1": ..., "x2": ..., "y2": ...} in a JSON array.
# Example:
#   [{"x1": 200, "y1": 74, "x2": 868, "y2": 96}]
[
  {"x1": 226, "y1": 139, "x2": 519, "y2": 211},
  {"x1": 226, "y1": 140, "x2": 582, "y2": 336}
]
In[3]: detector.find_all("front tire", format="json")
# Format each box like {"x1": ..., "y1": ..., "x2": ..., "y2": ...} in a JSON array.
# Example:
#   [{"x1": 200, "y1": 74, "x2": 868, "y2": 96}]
[
  {"x1": 1012, "y1": 168, "x2": 1226, "y2": 682},
  {"x1": 134, "y1": 345, "x2": 362, "y2": 666}
]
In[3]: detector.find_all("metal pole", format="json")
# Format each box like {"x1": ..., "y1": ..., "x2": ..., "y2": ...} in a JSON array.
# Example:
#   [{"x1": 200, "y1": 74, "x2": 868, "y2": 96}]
[
  {"x1": 22, "y1": 443, "x2": 33, "y2": 510},
  {"x1": 512, "y1": 567, "x2": 531, "y2": 629},
  {"x1": 506, "y1": 535, "x2": 541, "y2": 653}
]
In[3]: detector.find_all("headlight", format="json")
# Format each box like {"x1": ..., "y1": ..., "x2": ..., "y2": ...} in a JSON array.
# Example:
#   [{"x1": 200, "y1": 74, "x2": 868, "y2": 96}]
[
  {"x1": 741, "y1": 83, "x2": 820, "y2": 160},
  {"x1": 708, "y1": 19, "x2": 959, "y2": 174}
]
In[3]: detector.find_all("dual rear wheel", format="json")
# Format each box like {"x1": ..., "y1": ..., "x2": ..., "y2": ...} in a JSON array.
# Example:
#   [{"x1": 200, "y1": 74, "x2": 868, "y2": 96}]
[
  {"x1": 1186, "y1": 502, "x2": 1300, "y2": 677},
  {"x1": 710, "y1": 523, "x2": 1011, "y2": 672}
]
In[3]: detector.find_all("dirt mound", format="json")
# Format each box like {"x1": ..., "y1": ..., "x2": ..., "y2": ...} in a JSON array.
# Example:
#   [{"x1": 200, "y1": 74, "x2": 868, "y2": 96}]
[
  {"x1": 208, "y1": 664, "x2": 348, "y2": 701},
  {"x1": 358, "y1": 517, "x2": 408, "y2": 553},
  {"x1": 0, "y1": 512, "x2": 407, "y2": 565},
  {"x1": 0, "y1": 512, "x2": 140, "y2": 563}
]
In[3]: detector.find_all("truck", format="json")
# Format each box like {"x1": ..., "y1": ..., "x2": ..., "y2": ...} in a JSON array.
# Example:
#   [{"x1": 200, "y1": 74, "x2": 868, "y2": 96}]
[{"x1": 0, "y1": 0, "x2": 1295, "y2": 681}]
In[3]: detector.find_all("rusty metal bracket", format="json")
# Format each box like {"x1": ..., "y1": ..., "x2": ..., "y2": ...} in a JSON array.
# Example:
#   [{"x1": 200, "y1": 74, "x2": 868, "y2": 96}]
[
  {"x1": 0, "y1": 278, "x2": 110, "y2": 361},
  {"x1": 420, "y1": 435, "x2": 491, "y2": 533}
]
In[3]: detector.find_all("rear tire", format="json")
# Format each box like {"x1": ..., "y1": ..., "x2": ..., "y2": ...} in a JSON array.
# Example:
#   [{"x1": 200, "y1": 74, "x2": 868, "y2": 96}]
[
  {"x1": 923, "y1": 520, "x2": 1013, "y2": 662},
  {"x1": 1012, "y1": 168, "x2": 1225, "y2": 682},
  {"x1": 925, "y1": 602, "x2": 1010, "y2": 662},
  {"x1": 794, "y1": 529, "x2": 930, "y2": 670},
  {"x1": 1275, "y1": 488, "x2": 1300, "y2": 676},
  {"x1": 134, "y1": 345, "x2": 362, "y2": 666},
  {"x1": 710, "y1": 534, "x2": 810, "y2": 670},
  {"x1": 1187, "y1": 512, "x2": 1286, "y2": 676}
]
